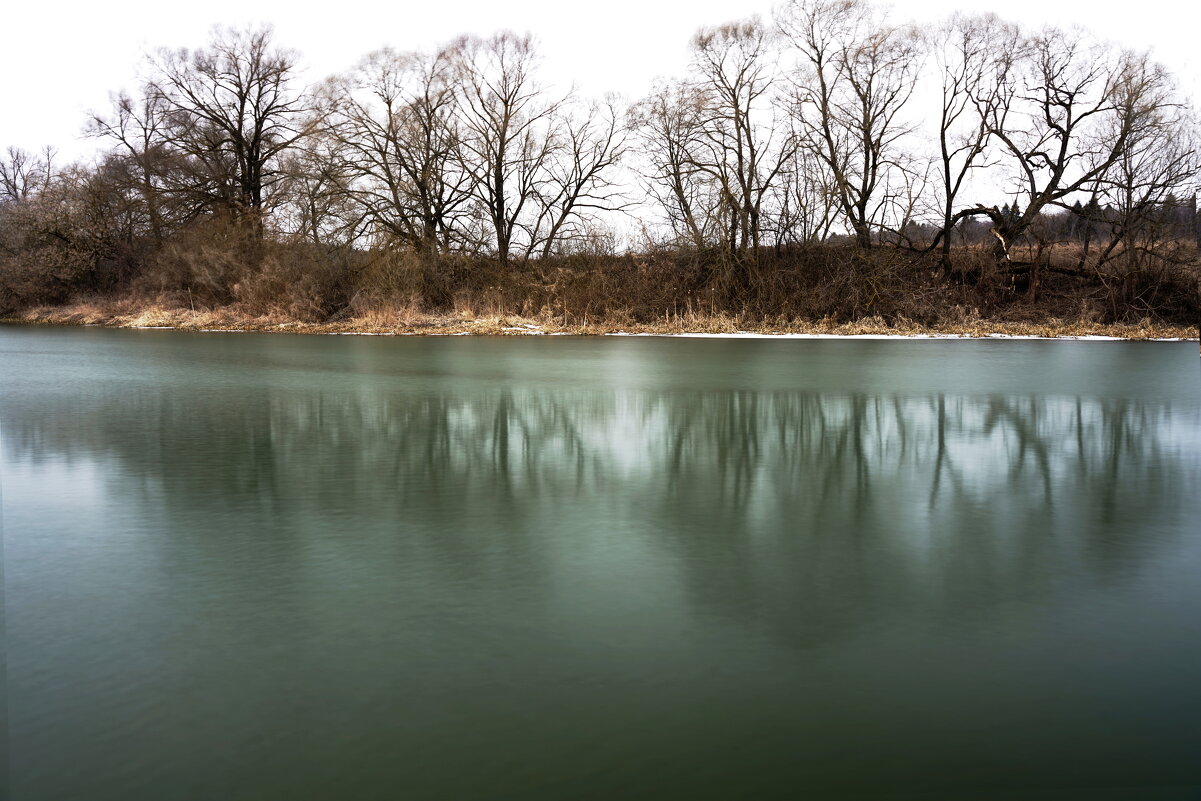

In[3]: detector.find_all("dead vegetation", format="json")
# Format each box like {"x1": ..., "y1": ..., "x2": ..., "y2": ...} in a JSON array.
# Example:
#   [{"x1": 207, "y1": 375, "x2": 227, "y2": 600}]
[
  {"x1": 11, "y1": 301, "x2": 1193, "y2": 341},
  {"x1": 8, "y1": 244, "x2": 1196, "y2": 341}
]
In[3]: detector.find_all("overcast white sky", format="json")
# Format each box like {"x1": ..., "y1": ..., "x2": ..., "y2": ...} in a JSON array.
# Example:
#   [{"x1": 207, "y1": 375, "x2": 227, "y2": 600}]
[{"x1": 3, "y1": 0, "x2": 1199, "y2": 161}]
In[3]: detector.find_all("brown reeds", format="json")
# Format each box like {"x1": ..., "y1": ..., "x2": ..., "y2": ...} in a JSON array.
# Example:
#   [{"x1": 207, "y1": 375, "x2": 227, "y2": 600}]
[{"x1": 8, "y1": 243, "x2": 1196, "y2": 342}]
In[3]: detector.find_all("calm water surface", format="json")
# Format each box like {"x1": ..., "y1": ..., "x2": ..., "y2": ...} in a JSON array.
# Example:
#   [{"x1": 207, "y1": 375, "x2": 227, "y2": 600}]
[{"x1": 2, "y1": 326, "x2": 1199, "y2": 800}]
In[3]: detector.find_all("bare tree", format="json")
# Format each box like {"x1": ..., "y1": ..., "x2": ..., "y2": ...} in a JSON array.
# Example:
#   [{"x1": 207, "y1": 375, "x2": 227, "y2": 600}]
[
  {"x1": 1084, "y1": 107, "x2": 1201, "y2": 314},
  {"x1": 632, "y1": 81, "x2": 722, "y2": 250},
  {"x1": 777, "y1": 0, "x2": 921, "y2": 248},
  {"x1": 770, "y1": 145, "x2": 837, "y2": 245},
  {"x1": 688, "y1": 18, "x2": 793, "y2": 274},
  {"x1": 526, "y1": 96, "x2": 628, "y2": 259},
  {"x1": 960, "y1": 31, "x2": 1182, "y2": 283},
  {"x1": 0, "y1": 146, "x2": 55, "y2": 204},
  {"x1": 148, "y1": 25, "x2": 312, "y2": 235},
  {"x1": 273, "y1": 142, "x2": 362, "y2": 249},
  {"x1": 450, "y1": 32, "x2": 561, "y2": 265},
  {"x1": 88, "y1": 86, "x2": 177, "y2": 244},
  {"x1": 323, "y1": 46, "x2": 480, "y2": 304},
  {"x1": 928, "y1": 14, "x2": 1020, "y2": 272},
  {"x1": 322, "y1": 45, "x2": 475, "y2": 300}
]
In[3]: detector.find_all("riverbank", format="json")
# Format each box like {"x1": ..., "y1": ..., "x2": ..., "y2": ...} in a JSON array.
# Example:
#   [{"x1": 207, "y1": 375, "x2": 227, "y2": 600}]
[{"x1": 6, "y1": 300, "x2": 1196, "y2": 341}]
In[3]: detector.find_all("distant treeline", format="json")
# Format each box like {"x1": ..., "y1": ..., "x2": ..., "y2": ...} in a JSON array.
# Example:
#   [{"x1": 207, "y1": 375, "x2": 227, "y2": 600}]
[{"x1": 2, "y1": 0, "x2": 1199, "y2": 323}]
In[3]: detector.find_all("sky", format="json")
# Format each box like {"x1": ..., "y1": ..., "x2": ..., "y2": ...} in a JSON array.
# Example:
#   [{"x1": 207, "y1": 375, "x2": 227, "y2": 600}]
[{"x1": 3, "y1": 0, "x2": 1199, "y2": 161}]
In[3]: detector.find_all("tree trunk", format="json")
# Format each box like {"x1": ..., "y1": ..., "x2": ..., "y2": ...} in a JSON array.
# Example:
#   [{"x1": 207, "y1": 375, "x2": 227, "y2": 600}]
[{"x1": 419, "y1": 235, "x2": 451, "y2": 310}]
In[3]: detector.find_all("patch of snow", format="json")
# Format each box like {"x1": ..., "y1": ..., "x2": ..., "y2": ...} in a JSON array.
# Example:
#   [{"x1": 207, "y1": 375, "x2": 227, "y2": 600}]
[
  {"x1": 327, "y1": 331, "x2": 395, "y2": 336},
  {"x1": 605, "y1": 331, "x2": 1191, "y2": 342}
]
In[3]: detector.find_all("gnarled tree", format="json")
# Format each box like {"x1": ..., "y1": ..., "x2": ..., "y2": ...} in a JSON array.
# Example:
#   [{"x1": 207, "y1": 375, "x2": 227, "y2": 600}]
[{"x1": 957, "y1": 30, "x2": 1183, "y2": 287}]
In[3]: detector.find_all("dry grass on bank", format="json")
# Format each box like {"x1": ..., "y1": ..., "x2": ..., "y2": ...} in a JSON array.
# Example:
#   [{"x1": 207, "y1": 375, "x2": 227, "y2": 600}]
[{"x1": 8, "y1": 296, "x2": 1195, "y2": 341}]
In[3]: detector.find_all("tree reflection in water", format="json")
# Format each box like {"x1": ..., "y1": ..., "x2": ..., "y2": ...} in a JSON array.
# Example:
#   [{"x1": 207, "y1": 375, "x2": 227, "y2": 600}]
[{"x1": 4, "y1": 383, "x2": 1194, "y2": 646}]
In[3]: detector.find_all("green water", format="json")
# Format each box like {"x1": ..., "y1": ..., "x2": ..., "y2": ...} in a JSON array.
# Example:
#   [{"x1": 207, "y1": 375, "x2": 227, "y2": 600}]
[{"x1": 2, "y1": 326, "x2": 1199, "y2": 800}]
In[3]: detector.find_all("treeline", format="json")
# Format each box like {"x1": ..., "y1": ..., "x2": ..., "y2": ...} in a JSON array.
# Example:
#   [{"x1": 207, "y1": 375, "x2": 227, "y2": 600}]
[{"x1": 2, "y1": 0, "x2": 1200, "y2": 323}]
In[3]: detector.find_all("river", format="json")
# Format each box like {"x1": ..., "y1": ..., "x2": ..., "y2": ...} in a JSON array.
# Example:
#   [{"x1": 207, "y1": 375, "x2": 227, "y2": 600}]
[{"x1": 2, "y1": 326, "x2": 1199, "y2": 800}]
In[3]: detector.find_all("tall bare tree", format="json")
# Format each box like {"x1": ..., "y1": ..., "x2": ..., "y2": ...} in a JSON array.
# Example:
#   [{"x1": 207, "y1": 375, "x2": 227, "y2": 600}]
[
  {"x1": 323, "y1": 48, "x2": 474, "y2": 267},
  {"x1": 928, "y1": 14, "x2": 1021, "y2": 272},
  {"x1": 777, "y1": 0, "x2": 921, "y2": 248},
  {"x1": 320, "y1": 46, "x2": 480, "y2": 303},
  {"x1": 689, "y1": 18, "x2": 793, "y2": 272},
  {"x1": 88, "y1": 86, "x2": 177, "y2": 245},
  {"x1": 273, "y1": 142, "x2": 362, "y2": 249},
  {"x1": 632, "y1": 81, "x2": 722, "y2": 250},
  {"x1": 1083, "y1": 106, "x2": 1200, "y2": 314},
  {"x1": 526, "y1": 96, "x2": 628, "y2": 258},
  {"x1": 148, "y1": 25, "x2": 312, "y2": 235},
  {"x1": 450, "y1": 32, "x2": 561, "y2": 265}
]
